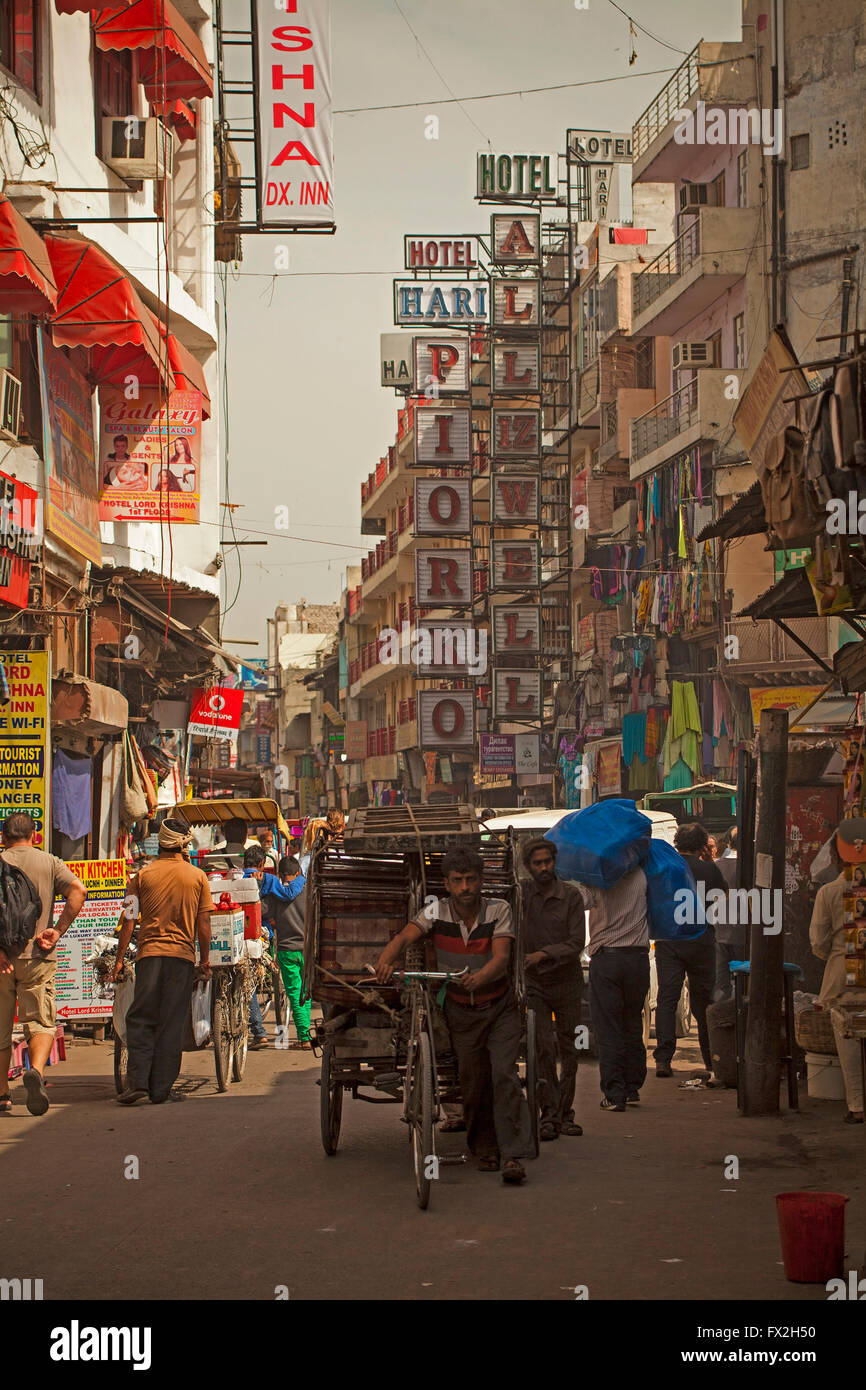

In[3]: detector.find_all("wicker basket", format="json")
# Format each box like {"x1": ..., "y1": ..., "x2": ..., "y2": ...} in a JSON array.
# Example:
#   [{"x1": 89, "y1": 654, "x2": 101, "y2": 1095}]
[{"x1": 794, "y1": 1008, "x2": 838, "y2": 1056}]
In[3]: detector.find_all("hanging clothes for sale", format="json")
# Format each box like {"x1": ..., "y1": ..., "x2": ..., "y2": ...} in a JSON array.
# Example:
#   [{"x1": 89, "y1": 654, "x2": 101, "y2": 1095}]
[
  {"x1": 662, "y1": 680, "x2": 703, "y2": 790},
  {"x1": 52, "y1": 748, "x2": 93, "y2": 841}
]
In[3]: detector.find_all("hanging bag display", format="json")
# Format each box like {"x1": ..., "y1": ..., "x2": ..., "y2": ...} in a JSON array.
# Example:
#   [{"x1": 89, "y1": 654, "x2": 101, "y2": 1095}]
[{"x1": 121, "y1": 731, "x2": 148, "y2": 826}]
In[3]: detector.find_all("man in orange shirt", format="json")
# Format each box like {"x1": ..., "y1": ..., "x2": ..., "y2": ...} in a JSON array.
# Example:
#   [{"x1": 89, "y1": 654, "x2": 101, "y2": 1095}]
[{"x1": 113, "y1": 818, "x2": 213, "y2": 1105}]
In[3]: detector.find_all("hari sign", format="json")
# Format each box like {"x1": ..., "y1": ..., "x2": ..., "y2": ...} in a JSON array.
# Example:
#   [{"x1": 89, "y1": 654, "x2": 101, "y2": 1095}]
[
  {"x1": 255, "y1": 0, "x2": 334, "y2": 228},
  {"x1": 394, "y1": 281, "x2": 488, "y2": 326}
]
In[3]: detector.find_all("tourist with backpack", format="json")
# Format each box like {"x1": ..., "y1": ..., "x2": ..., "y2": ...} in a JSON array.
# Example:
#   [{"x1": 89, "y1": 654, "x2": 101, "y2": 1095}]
[{"x1": 0, "y1": 813, "x2": 87, "y2": 1116}]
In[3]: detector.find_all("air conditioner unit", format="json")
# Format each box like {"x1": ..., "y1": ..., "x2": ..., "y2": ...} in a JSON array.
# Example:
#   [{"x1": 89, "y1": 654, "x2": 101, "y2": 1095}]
[
  {"x1": 672, "y1": 341, "x2": 714, "y2": 371},
  {"x1": 101, "y1": 117, "x2": 173, "y2": 180},
  {"x1": 679, "y1": 182, "x2": 713, "y2": 215},
  {"x1": 0, "y1": 369, "x2": 21, "y2": 442}
]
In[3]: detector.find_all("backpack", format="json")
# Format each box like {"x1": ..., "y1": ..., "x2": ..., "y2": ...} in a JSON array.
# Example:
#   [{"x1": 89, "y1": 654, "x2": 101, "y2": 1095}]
[
  {"x1": 0, "y1": 857, "x2": 43, "y2": 953},
  {"x1": 639, "y1": 839, "x2": 705, "y2": 942},
  {"x1": 546, "y1": 799, "x2": 652, "y2": 888}
]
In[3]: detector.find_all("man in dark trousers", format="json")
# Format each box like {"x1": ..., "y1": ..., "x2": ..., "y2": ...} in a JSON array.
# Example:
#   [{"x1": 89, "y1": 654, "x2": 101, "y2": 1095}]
[
  {"x1": 375, "y1": 846, "x2": 532, "y2": 1185},
  {"x1": 521, "y1": 838, "x2": 585, "y2": 1140},
  {"x1": 580, "y1": 863, "x2": 651, "y2": 1112},
  {"x1": 113, "y1": 817, "x2": 213, "y2": 1104},
  {"x1": 654, "y1": 822, "x2": 724, "y2": 1077}
]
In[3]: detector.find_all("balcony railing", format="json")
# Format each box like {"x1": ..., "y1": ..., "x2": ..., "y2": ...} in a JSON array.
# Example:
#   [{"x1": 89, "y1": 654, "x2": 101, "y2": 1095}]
[
  {"x1": 632, "y1": 219, "x2": 701, "y2": 319},
  {"x1": 632, "y1": 44, "x2": 699, "y2": 160},
  {"x1": 631, "y1": 378, "x2": 698, "y2": 462}
]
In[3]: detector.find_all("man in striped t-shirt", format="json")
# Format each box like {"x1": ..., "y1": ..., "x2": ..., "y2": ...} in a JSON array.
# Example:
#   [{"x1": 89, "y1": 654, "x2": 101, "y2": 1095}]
[{"x1": 375, "y1": 847, "x2": 533, "y2": 1184}]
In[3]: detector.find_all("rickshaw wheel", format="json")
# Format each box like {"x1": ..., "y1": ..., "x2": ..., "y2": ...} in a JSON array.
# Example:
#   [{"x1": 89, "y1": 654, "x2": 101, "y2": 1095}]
[
  {"x1": 320, "y1": 1044, "x2": 342, "y2": 1154},
  {"x1": 213, "y1": 978, "x2": 234, "y2": 1092},
  {"x1": 273, "y1": 970, "x2": 288, "y2": 1028},
  {"x1": 114, "y1": 1036, "x2": 128, "y2": 1095},
  {"x1": 231, "y1": 976, "x2": 249, "y2": 1082},
  {"x1": 410, "y1": 1030, "x2": 434, "y2": 1210},
  {"x1": 525, "y1": 1009, "x2": 540, "y2": 1158}
]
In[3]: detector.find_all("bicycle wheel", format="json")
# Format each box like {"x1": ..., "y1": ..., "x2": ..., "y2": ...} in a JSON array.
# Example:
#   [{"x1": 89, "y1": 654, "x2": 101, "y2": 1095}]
[
  {"x1": 409, "y1": 1030, "x2": 434, "y2": 1210},
  {"x1": 114, "y1": 1036, "x2": 128, "y2": 1095},
  {"x1": 319, "y1": 1043, "x2": 342, "y2": 1155},
  {"x1": 231, "y1": 977, "x2": 249, "y2": 1082},
  {"x1": 525, "y1": 1008, "x2": 540, "y2": 1159},
  {"x1": 273, "y1": 968, "x2": 288, "y2": 1029},
  {"x1": 212, "y1": 979, "x2": 234, "y2": 1092}
]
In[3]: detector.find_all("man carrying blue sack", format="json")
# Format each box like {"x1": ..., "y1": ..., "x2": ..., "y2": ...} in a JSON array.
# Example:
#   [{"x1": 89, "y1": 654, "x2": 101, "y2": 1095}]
[{"x1": 580, "y1": 862, "x2": 651, "y2": 1112}]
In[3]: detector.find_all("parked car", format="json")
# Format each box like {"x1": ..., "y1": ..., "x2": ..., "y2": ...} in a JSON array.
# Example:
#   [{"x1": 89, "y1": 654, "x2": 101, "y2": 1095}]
[{"x1": 481, "y1": 805, "x2": 690, "y2": 1049}]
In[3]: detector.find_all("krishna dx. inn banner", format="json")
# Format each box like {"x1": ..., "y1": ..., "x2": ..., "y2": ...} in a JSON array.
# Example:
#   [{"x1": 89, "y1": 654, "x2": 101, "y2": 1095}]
[{"x1": 255, "y1": 0, "x2": 334, "y2": 228}]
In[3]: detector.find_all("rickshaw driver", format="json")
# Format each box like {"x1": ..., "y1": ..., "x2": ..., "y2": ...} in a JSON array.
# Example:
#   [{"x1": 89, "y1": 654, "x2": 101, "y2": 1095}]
[{"x1": 375, "y1": 847, "x2": 533, "y2": 1185}]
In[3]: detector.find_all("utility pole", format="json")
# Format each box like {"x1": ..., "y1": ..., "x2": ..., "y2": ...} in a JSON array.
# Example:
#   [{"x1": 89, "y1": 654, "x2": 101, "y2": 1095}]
[{"x1": 742, "y1": 709, "x2": 788, "y2": 1114}]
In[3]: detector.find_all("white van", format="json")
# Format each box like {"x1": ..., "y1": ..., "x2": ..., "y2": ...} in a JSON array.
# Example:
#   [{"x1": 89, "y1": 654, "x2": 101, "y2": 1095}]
[{"x1": 481, "y1": 805, "x2": 690, "y2": 1044}]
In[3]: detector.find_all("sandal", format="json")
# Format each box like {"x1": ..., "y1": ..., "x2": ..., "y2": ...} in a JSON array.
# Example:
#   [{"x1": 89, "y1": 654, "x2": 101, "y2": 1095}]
[
  {"x1": 844, "y1": 1110, "x2": 865, "y2": 1125},
  {"x1": 0, "y1": 1094, "x2": 11, "y2": 1115},
  {"x1": 502, "y1": 1159, "x2": 527, "y2": 1185},
  {"x1": 540, "y1": 1122, "x2": 559, "y2": 1141},
  {"x1": 476, "y1": 1156, "x2": 500, "y2": 1172},
  {"x1": 439, "y1": 1117, "x2": 467, "y2": 1133},
  {"x1": 289, "y1": 1040, "x2": 312, "y2": 1051}
]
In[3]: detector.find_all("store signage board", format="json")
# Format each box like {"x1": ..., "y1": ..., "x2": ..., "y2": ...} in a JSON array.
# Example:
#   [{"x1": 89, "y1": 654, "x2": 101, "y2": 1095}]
[
  {"x1": 491, "y1": 409, "x2": 541, "y2": 460},
  {"x1": 53, "y1": 859, "x2": 126, "y2": 1021},
  {"x1": 98, "y1": 389, "x2": 202, "y2": 524},
  {"x1": 491, "y1": 540, "x2": 541, "y2": 590},
  {"x1": 37, "y1": 330, "x2": 101, "y2": 565},
  {"x1": 413, "y1": 406, "x2": 472, "y2": 466},
  {"x1": 480, "y1": 733, "x2": 515, "y2": 774},
  {"x1": 492, "y1": 605, "x2": 542, "y2": 656},
  {"x1": 514, "y1": 732, "x2": 540, "y2": 775},
  {"x1": 568, "y1": 129, "x2": 633, "y2": 162},
  {"x1": 255, "y1": 0, "x2": 335, "y2": 229},
  {"x1": 381, "y1": 333, "x2": 414, "y2": 388},
  {"x1": 418, "y1": 690, "x2": 475, "y2": 752},
  {"x1": 477, "y1": 153, "x2": 557, "y2": 200},
  {"x1": 394, "y1": 280, "x2": 488, "y2": 327},
  {"x1": 414, "y1": 477, "x2": 472, "y2": 536},
  {"x1": 492, "y1": 342, "x2": 541, "y2": 393},
  {"x1": 0, "y1": 470, "x2": 39, "y2": 610},
  {"x1": 491, "y1": 472, "x2": 541, "y2": 524},
  {"x1": 0, "y1": 650, "x2": 49, "y2": 846},
  {"x1": 491, "y1": 280, "x2": 541, "y2": 331},
  {"x1": 187, "y1": 687, "x2": 245, "y2": 743},
  {"x1": 490, "y1": 214, "x2": 540, "y2": 264},
  {"x1": 345, "y1": 721, "x2": 367, "y2": 760},
  {"x1": 404, "y1": 236, "x2": 479, "y2": 270},
  {"x1": 414, "y1": 548, "x2": 473, "y2": 607},
  {"x1": 413, "y1": 336, "x2": 470, "y2": 395},
  {"x1": 493, "y1": 670, "x2": 543, "y2": 719}
]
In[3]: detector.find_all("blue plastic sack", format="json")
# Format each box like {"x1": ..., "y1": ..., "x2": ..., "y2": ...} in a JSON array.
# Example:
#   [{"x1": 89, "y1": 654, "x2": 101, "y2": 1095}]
[
  {"x1": 643, "y1": 839, "x2": 705, "y2": 941},
  {"x1": 545, "y1": 799, "x2": 652, "y2": 888}
]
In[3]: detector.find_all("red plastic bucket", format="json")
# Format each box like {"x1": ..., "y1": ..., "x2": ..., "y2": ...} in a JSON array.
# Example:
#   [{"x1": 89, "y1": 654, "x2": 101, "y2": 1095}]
[{"x1": 776, "y1": 1191, "x2": 848, "y2": 1283}]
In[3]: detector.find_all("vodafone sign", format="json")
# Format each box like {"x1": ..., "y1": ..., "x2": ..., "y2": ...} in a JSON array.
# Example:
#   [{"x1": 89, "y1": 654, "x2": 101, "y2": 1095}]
[{"x1": 188, "y1": 687, "x2": 245, "y2": 743}]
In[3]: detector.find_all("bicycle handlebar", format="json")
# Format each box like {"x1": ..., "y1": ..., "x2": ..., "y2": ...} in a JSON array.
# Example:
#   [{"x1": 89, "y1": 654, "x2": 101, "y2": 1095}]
[{"x1": 362, "y1": 963, "x2": 469, "y2": 984}]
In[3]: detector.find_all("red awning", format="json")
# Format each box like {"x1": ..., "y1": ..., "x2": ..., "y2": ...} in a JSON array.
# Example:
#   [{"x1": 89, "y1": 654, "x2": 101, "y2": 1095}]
[
  {"x1": 53, "y1": 0, "x2": 134, "y2": 12},
  {"x1": 94, "y1": 0, "x2": 213, "y2": 102},
  {"x1": 154, "y1": 97, "x2": 196, "y2": 143},
  {"x1": 150, "y1": 312, "x2": 211, "y2": 418},
  {"x1": 0, "y1": 198, "x2": 57, "y2": 315},
  {"x1": 45, "y1": 233, "x2": 173, "y2": 391}
]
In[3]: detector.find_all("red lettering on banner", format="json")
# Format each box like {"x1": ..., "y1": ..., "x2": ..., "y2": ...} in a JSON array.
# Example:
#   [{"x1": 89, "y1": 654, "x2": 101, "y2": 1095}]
[
  {"x1": 502, "y1": 351, "x2": 531, "y2": 386},
  {"x1": 502, "y1": 286, "x2": 532, "y2": 321},
  {"x1": 428, "y1": 345, "x2": 459, "y2": 382},
  {"x1": 273, "y1": 102, "x2": 315, "y2": 128},
  {"x1": 505, "y1": 678, "x2": 533, "y2": 712},
  {"x1": 272, "y1": 140, "x2": 320, "y2": 166},
  {"x1": 272, "y1": 63, "x2": 314, "y2": 89},
  {"x1": 502, "y1": 546, "x2": 532, "y2": 581},
  {"x1": 434, "y1": 414, "x2": 454, "y2": 456},
  {"x1": 496, "y1": 480, "x2": 534, "y2": 515},
  {"x1": 504, "y1": 614, "x2": 532, "y2": 646},
  {"x1": 271, "y1": 25, "x2": 314, "y2": 52},
  {"x1": 428, "y1": 485, "x2": 461, "y2": 526},
  {"x1": 425, "y1": 556, "x2": 462, "y2": 598},
  {"x1": 432, "y1": 698, "x2": 465, "y2": 738}
]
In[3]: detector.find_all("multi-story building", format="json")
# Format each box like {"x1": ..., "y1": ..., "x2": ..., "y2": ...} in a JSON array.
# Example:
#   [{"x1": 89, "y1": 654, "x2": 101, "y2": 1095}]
[{"x1": 0, "y1": 0, "x2": 226, "y2": 853}]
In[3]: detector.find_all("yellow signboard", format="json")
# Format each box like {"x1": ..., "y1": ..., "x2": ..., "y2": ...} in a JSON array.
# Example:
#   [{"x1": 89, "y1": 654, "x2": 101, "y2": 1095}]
[{"x1": 749, "y1": 685, "x2": 824, "y2": 729}]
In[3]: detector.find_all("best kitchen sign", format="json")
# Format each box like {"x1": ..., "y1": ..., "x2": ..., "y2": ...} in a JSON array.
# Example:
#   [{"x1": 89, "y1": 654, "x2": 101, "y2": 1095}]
[
  {"x1": 188, "y1": 687, "x2": 245, "y2": 743},
  {"x1": 255, "y1": 0, "x2": 334, "y2": 228}
]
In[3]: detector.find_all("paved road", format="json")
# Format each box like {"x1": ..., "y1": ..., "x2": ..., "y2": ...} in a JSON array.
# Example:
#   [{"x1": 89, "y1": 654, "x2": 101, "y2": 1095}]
[{"x1": 2, "y1": 1032, "x2": 863, "y2": 1301}]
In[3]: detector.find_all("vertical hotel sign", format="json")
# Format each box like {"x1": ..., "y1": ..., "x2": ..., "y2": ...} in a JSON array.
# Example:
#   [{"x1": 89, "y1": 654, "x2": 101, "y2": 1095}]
[{"x1": 255, "y1": 0, "x2": 334, "y2": 228}]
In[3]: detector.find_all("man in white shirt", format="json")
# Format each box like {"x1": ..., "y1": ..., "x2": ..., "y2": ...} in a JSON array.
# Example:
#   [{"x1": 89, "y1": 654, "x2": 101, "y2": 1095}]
[{"x1": 580, "y1": 865, "x2": 650, "y2": 1112}]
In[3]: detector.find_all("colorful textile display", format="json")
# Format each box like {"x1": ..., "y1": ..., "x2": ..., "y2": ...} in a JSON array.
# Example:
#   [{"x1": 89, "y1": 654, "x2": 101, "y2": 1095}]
[{"x1": 662, "y1": 680, "x2": 702, "y2": 790}]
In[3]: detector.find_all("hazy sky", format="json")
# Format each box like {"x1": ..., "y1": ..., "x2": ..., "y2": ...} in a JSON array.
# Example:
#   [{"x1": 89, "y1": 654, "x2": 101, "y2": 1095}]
[{"x1": 221, "y1": 0, "x2": 741, "y2": 656}]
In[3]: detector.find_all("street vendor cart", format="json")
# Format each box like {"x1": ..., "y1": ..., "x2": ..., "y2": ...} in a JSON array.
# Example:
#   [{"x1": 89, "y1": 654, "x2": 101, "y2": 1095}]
[{"x1": 304, "y1": 804, "x2": 538, "y2": 1208}]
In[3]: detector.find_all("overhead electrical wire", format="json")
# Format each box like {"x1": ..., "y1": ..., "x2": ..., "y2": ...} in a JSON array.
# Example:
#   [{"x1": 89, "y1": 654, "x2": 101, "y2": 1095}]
[
  {"x1": 331, "y1": 66, "x2": 680, "y2": 114},
  {"x1": 391, "y1": 0, "x2": 492, "y2": 146}
]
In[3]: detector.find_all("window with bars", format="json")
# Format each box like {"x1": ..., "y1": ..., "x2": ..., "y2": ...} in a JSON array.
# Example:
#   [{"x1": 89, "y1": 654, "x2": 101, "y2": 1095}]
[
  {"x1": 733, "y1": 312, "x2": 746, "y2": 369},
  {"x1": 737, "y1": 150, "x2": 748, "y2": 207},
  {"x1": 635, "y1": 337, "x2": 654, "y2": 389},
  {"x1": 0, "y1": 0, "x2": 38, "y2": 95},
  {"x1": 790, "y1": 133, "x2": 810, "y2": 169},
  {"x1": 0, "y1": 314, "x2": 42, "y2": 443}
]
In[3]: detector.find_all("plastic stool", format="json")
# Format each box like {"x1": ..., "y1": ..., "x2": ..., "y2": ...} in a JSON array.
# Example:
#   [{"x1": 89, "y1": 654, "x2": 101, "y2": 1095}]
[{"x1": 730, "y1": 960, "x2": 803, "y2": 1110}]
